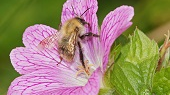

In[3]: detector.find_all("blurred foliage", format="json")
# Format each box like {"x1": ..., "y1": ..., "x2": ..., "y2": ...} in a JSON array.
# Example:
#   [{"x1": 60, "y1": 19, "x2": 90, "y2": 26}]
[{"x1": 0, "y1": 0, "x2": 170, "y2": 94}]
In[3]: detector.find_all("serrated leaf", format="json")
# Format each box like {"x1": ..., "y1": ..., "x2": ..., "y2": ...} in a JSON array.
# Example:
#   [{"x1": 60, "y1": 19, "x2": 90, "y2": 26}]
[
  {"x1": 104, "y1": 35, "x2": 129, "y2": 88},
  {"x1": 109, "y1": 34, "x2": 129, "y2": 64},
  {"x1": 152, "y1": 67, "x2": 170, "y2": 94},
  {"x1": 98, "y1": 88, "x2": 117, "y2": 95},
  {"x1": 109, "y1": 44, "x2": 122, "y2": 65},
  {"x1": 113, "y1": 34, "x2": 129, "y2": 46},
  {"x1": 111, "y1": 28, "x2": 159, "y2": 95}
]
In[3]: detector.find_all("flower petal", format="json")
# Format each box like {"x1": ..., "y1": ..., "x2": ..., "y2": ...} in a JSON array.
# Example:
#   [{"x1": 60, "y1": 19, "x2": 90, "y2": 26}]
[
  {"x1": 61, "y1": 0, "x2": 98, "y2": 34},
  {"x1": 8, "y1": 68, "x2": 101, "y2": 95},
  {"x1": 100, "y1": 6, "x2": 134, "y2": 71},
  {"x1": 10, "y1": 47, "x2": 67, "y2": 74},
  {"x1": 62, "y1": 0, "x2": 100, "y2": 68},
  {"x1": 23, "y1": 24, "x2": 57, "y2": 50}
]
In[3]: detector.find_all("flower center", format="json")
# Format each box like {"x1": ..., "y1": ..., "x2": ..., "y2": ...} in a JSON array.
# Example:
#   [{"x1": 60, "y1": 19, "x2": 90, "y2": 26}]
[{"x1": 76, "y1": 60, "x2": 94, "y2": 77}]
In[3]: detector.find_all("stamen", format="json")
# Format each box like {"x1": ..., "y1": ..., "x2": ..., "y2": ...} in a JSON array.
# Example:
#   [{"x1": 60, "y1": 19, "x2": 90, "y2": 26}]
[{"x1": 76, "y1": 60, "x2": 94, "y2": 77}]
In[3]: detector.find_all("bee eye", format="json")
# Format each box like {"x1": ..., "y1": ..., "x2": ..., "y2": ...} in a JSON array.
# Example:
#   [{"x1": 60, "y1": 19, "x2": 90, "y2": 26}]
[
  {"x1": 80, "y1": 19, "x2": 85, "y2": 22},
  {"x1": 79, "y1": 19, "x2": 86, "y2": 25},
  {"x1": 75, "y1": 17, "x2": 87, "y2": 25}
]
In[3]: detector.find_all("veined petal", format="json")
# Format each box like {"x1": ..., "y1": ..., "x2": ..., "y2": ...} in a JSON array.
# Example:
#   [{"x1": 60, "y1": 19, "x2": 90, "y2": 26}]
[
  {"x1": 62, "y1": 0, "x2": 100, "y2": 68},
  {"x1": 8, "y1": 68, "x2": 101, "y2": 95},
  {"x1": 10, "y1": 47, "x2": 68, "y2": 75},
  {"x1": 100, "y1": 5, "x2": 134, "y2": 71},
  {"x1": 23, "y1": 24, "x2": 57, "y2": 50},
  {"x1": 61, "y1": 0, "x2": 98, "y2": 34},
  {"x1": 81, "y1": 39, "x2": 102, "y2": 68}
]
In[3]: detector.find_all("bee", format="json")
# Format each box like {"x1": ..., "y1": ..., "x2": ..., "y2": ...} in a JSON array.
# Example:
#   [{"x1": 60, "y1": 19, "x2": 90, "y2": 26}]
[{"x1": 38, "y1": 7, "x2": 99, "y2": 76}]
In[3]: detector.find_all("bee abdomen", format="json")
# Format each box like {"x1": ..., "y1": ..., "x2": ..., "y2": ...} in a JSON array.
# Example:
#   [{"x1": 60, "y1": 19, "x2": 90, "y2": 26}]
[{"x1": 58, "y1": 43, "x2": 75, "y2": 62}]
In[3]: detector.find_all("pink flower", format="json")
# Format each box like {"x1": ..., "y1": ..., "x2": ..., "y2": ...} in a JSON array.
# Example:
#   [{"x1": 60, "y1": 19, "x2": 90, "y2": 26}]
[{"x1": 8, "y1": 0, "x2": 134, "y2": 95}]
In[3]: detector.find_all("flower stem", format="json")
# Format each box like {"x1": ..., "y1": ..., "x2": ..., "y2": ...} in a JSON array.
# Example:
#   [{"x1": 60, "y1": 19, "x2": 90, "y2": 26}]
[{"x1": 157, "y1": 31, "x2": 170, "y2": 71}]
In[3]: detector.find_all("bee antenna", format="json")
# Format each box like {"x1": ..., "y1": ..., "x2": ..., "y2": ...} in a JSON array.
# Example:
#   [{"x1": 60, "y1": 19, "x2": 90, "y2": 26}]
[
  {"x1": 80, "y1": 7, "x2": 90, "y2": 17},
  {"x1": 71, "y1": 5, "x2": 79, "y2": 17}
]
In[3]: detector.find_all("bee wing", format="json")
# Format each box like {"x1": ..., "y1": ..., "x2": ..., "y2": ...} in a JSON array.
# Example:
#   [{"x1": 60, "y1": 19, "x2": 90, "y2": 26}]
[
  {"x1": 37, "y1": 33, "x2": 60, "y2": 50},
  {"x1": 59, "y1": 32, "x2": 78, "y2": 62}
]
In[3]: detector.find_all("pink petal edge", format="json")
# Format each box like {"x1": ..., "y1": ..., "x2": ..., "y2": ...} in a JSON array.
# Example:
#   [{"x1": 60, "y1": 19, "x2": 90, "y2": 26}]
[
  {"x1": 100, "y1": 5, "x2": 134, "y2": 71},
  {"x1": 8, "y1": 68, "x2": 101, "y2": 95},
  {"x1": 10, "y1": 24, "x2": 73, "y2": 74},
  {"x1": 10, "y1": 47, "x2": 64, "y2": 74}
]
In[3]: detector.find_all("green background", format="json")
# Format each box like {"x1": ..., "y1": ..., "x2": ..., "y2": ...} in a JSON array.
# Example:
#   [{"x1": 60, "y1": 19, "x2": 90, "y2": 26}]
[{"x1": 1, "y1": 0, "x2": 170, "y2": 94}]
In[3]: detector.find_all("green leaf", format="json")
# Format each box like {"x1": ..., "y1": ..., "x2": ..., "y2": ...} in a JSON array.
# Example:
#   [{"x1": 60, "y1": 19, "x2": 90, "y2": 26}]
[
  {"x1": 98, "y1": 88, "x2": 117, "y2": 95},
  {"x1": 109, "y1": 34, "x2": 129, "y2": 64},
  {"x1": 152, "y1": 67, "x2": 170, "y2": 94},
  {"x1": 110, "y1": 28, "x2": 159, "y2": 95},
  {"x1": 103, "y1": 35, "x2": 129, "y2": 88},
  {"x1": 113, "y1": 34, "x2": 129, "y2": 46},
  {"x1": 109, "y1": 44, "x2": 122, "y2": 65}
]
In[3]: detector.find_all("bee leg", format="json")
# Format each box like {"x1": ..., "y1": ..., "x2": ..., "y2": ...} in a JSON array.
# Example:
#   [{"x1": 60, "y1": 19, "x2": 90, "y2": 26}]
[
  {"x1": 77, "y1": 41, "x2": 86, "y2": 69},
  {"x1": 79, "y1": 32, "x2": 100, "y2": 39},
  {"x1": 75, "y1": 41, "x2": 86, "y2": 77}
]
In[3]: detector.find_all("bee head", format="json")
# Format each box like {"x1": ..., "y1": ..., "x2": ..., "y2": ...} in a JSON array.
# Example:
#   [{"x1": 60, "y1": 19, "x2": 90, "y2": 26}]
[
  {"x1": 75, "y1": 17, "x2": 88, "y2": 25},
  {"x1": 71, "y1": 6, "x2": 90, "y2": 25}
]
